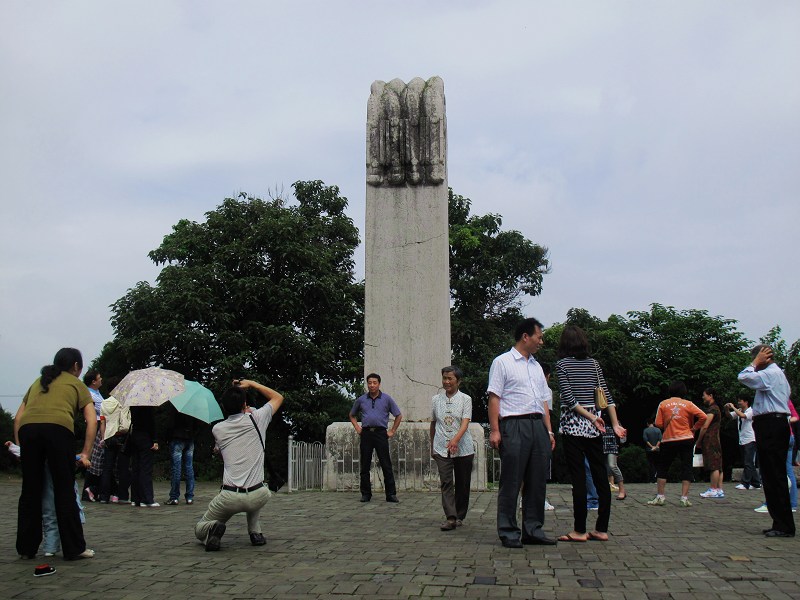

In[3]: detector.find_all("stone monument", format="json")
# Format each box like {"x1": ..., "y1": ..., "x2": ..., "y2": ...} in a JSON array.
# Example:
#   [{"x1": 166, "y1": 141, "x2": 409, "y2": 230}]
[
  {"x1": 323, "y1": 77, "x2": 485, "y2": 491},
  {"x1": 364, "y1": 77, "x2": 450, "y2": 419}
]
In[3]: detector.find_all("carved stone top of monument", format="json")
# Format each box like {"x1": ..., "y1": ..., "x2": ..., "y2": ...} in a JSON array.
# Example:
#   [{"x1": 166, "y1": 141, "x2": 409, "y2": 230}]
[{"x1": 366, "y1": 76, "x2": 447, "y2": 187}]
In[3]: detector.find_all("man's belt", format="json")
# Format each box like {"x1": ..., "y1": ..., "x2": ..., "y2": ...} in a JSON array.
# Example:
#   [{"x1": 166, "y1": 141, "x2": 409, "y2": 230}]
[
  {"x1": 753, "y1": 413, "x2": 790, "y2": 421},
  {"x1": 363, "y1": 426, "x2": 387, "y2": 431},
  {"x1": 221, "y1": 482, "x2": 265, "y2": 493},
  {"x1": 501, "y1": 413, "x2": 543, "y2": 421}
]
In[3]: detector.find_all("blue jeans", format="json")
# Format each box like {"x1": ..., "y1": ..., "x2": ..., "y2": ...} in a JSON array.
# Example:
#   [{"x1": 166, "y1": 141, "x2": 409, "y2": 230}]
[
  {"x1": 169, "y1": 439, "x2": 195, "y2": 501},
  {"x1": 41, "y1": 463, "x2": 85, "y2": 555},
  {"x1": 585, "y1": 457, "x2": 599, "y2": 508}
]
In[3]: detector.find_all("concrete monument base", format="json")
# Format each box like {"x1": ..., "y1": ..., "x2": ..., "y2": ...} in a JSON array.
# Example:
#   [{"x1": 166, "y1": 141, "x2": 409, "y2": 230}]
[{"x1": 323, "y1": 422, "x2": 486, "y2": 492}]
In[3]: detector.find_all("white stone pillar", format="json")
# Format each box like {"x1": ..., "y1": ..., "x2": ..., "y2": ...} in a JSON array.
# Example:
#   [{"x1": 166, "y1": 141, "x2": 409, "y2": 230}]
[{"x1": 364, "y1": 76, "x2": 450, "y2": 422}]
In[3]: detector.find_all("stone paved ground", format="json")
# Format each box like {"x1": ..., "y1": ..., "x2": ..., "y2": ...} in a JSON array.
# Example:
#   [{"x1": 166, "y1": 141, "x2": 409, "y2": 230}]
[{"x1": 1, "y1": 479, "x2": 798, "y2": 599}]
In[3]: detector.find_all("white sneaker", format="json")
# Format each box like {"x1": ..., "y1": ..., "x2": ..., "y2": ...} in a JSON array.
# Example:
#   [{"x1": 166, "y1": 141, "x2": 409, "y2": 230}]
[
  {"x1": 143, "y1": 502, "x2": 160, "y2": 507},
  {"x1": 700, "y1": 488, "x2": 717, "y2": 498},
  {"x1": 680, "y1": 497, "x2": 692, "y2": 507},
  {"x1": 544, "y1": 500, "x2": 555, "y2": 511},
  {"x1": 44, "y1": 552, "x2": 55, "y2": 557},
  {"x1": 754, "y1": 504, "x2": 768, "y2": 513},
  {"x1": 735, "y1": 484, "x2": 748, "y2": 490},
  {"x1": 647, "y1": 495, "x2": 665, "y2": 506},
  {"x1": 715, "y1": 489, "x2": 725, "y2": 498}
]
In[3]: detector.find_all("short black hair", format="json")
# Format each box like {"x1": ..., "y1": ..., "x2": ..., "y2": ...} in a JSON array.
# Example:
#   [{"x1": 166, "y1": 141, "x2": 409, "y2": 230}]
[
  {"x1": 750, "y1": 344, "x2": 770, "y2": 359},
  {"x1": 220, "y1": 385, "x2": 248, "y2": 417},
  {"x1": 667, "y1": 381, "x2": 687, "y2": 398},
  {"x1": 441, "y1": 366, "x2": 463, "y2": 381},
  {"x1": 514, "y1": 317, "x2": 543, "y2": 342},
  {"x1": 540, "y1": 362, "x2": 551, "y2": 377},
  {"x1": 83, "y1": 369, "x2": 100, "y2": 387},
  {"x1": 366, "y1": 373, "x2": 381, "y2": 383}
]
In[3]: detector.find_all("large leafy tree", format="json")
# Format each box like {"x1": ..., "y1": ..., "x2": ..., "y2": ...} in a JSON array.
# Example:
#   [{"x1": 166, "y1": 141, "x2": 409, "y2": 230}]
[
  {"x1": 95, "y1": 181, "x2": 363, "y2": 442},
  {"x1": 448, "y1": 189, "x2": 550, "y2": 422}
]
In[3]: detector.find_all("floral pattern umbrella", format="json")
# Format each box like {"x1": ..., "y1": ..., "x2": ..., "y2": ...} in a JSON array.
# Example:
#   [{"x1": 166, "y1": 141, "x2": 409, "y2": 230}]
[
  {"x1": 110, "y1": 367, "x2": 185, "y2": 407},
  {"x1": 169, "y1": 380, "x2": 223, "y2": 424}
]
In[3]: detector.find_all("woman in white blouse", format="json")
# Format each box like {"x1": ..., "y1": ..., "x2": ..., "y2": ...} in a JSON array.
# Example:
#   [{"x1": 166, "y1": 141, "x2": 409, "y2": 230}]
[{"x1": 430, "y1": 366, "x2": 475, "y2": 531}]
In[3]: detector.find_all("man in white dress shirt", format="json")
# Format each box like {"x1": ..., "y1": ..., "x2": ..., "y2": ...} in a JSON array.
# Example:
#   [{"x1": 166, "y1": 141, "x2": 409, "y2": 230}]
[{"x1": 488, "y1": 317, "x2": 557, "y2": 548}]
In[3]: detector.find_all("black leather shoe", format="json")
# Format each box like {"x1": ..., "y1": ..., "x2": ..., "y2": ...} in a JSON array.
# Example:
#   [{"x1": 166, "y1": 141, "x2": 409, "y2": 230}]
[
  {"x1": 764, "y1": 529, "x2": 795, "y2": 538},
  {"x1": 386, "y1": 495, "x2": 400, "y2": 503},
  {"x1": 250, "y1": 532, "x2": 266, "y2": 546},
  {"x1": 763, "y1": 528, "x2": 777, "y2": 534},
  {"x1": 501, "y1": 538, "x2": 523, "y2": 548},
  {"x1": 522, "y1": 535, "x2": 558, "y2": 545},
  {"x1": 360, "y1": 495, "x2": 371, "y2": 502},
  {"x1": 205, "y1": 521, "x2": 226, "y2": 551}
]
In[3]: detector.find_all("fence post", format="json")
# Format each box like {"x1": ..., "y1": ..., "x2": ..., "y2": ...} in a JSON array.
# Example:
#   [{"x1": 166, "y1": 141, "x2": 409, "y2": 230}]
[{"x1": 287, "y1": 435, "x2": 294, "y2": 493}]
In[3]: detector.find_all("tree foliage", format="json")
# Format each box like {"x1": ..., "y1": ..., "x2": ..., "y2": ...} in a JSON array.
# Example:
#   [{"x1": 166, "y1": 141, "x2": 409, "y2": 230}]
[
  {"x1": 95, "y1": 181, "x2": 364, "y2": 442},
  {"x1": 448, "y1": 189, "x2": 550, "y2": 422}
]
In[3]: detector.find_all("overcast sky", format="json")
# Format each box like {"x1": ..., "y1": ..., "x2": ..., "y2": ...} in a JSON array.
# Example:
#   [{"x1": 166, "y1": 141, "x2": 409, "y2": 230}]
[{"x1": 2, "y1": 1, "x2": 798, "y2": 414}]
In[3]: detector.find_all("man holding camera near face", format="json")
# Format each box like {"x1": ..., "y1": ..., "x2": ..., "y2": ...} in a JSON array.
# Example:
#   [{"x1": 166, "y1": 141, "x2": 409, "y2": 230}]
[{"x1": 194, "y1": 379, "x2": 284, "y2": 551}]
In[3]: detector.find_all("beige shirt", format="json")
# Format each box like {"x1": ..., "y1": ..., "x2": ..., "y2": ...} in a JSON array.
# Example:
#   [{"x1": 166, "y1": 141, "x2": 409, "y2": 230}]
[{"x1": 431, "y1": 390, "x2": 474, "y2": 457}]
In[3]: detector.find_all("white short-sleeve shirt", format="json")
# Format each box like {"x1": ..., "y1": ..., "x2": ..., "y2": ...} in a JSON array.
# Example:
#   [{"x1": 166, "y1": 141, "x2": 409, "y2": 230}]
[{"x1": 487, "y1": 347, "x2": 549, "y2": 417}]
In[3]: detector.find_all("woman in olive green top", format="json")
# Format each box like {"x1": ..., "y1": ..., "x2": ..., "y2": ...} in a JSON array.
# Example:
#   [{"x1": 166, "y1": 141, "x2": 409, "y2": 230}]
[{"x1": 15, "y1": 348, "x2": 97, "y2": 560}]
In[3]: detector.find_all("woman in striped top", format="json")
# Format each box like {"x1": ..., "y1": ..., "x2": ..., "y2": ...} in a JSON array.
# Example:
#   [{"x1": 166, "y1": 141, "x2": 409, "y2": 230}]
[{"x1": 555, "y1": 325, "x2": 626, "y2": 542}]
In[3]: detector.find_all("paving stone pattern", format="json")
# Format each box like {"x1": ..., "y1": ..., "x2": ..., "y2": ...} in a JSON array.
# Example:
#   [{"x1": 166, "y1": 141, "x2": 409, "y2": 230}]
[{"x1": 1, "y1": 481, "x2": 798, "y2": 599}]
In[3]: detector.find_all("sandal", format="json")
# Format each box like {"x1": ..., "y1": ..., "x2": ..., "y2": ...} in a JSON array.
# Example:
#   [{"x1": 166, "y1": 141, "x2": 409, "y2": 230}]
[
  {"x1": 588, "y1": 532, "x2": 609, "y2": 541},
  {"x1": 557, "y1": 533, "x2": 588, "y2": 542},
  {"x1": 616, "y1": 494, "x2": 626, "y2": 501}
]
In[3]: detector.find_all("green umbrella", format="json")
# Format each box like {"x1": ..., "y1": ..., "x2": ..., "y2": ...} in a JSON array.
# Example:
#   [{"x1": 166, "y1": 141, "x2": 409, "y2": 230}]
[{"x1": 169, "y1": 380, "x2": 223, "y2": 424}]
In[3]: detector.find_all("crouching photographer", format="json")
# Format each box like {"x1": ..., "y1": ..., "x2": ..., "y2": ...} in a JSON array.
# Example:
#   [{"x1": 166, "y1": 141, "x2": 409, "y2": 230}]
[{"x1": 194, "y1": 379, "x2": 284, "y2": 551}]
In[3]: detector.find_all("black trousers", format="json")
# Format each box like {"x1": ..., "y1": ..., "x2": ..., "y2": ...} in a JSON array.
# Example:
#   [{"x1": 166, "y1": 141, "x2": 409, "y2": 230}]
[
  {"x1": 646, "y1": 451, "x2": 658, "y2": 482},
  {"x1": 657, "y1": 439, "x2": 695, "y2": 481},
  {"x1": 753, "y1": 415, "x2": 795, "y2": 534},
  {"x1": 564, "y1": 434, "x2": 611, "y2": 534},
  {"x1": 129, "y1": 430, "x2": 155, "y2": 504},
  {"x1": 359, "y1": 428, "x2": 396, "y2": 497},
  {"x1": 17, "y1": 423, "x2": 87, "y2": 559},
  {"x1": 100, "y1": 436, "x2": 131, "y2": 501},
  {"x1": 497, "y1": 417, "x2": 551, "y2": 542}
]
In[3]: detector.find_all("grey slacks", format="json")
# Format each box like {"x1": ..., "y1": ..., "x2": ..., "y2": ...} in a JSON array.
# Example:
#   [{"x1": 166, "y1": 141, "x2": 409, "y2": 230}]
[
  {"x1": 433, "y1": 452, "x2": 474, "y2": 522},
  {"x1": 497, "y1": 417, "x2": 551, "y2": 543}
]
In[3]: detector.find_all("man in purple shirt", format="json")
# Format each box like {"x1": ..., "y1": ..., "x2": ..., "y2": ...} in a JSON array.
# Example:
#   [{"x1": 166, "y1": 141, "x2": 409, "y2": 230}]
[{"x1": 349, "y1": 373, "x2": 403, "y2": 503}]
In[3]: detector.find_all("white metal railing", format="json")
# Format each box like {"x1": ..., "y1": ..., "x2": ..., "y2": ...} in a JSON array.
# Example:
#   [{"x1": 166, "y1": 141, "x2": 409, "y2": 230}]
[
  {"x1": 288, "y1": 435, "x2": 500, "y2": 492},
  {"x1": 287, "y1": 436, "x2": 326, "y2": 491}
]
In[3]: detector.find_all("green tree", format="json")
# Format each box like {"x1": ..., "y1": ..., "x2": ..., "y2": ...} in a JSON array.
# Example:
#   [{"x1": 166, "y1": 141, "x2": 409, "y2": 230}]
[
  {"x1": 95, "y1": 181, "x2": 364, "y2": 444},
  {"x1": 448, "y1": 189, "x2": 550, "y2": 422}
]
